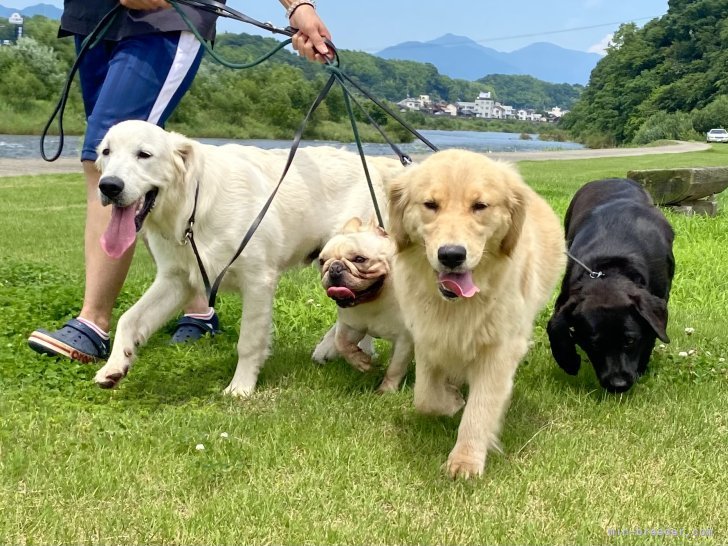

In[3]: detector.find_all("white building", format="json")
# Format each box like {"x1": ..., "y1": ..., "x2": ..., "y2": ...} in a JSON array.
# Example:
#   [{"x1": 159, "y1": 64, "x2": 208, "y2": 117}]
[{"x1": 473, "y1": 91, "x2": 494, "y2": 118}]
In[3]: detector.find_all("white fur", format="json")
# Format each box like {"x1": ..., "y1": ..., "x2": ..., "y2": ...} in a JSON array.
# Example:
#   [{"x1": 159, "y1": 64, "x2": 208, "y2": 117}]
[{"x1": 93, "y1": 120, "x2": 402, "y2": 396}]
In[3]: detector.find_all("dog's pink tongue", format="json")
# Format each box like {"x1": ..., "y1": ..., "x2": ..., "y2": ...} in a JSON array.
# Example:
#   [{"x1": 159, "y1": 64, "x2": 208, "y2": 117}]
[
  {"x1": 438, "y1": 271, "x2": 480, "y2": 298},
  {"x1": 327, "y1": 286, "x2": 356, "y2": 299},
  {"x1": 100, "y1": 205, "x2": 137, "y2": 259}
]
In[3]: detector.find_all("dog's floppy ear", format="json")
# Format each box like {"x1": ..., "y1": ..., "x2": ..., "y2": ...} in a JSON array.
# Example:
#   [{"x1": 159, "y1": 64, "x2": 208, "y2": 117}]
[
  {"x1": 169, "y1": 131, "x2": 201, "y2": 185},
  {"x1": 501, "y1": 183, "x2": 526, "y2": 256},
  {"x1": 547, "y1": 297, "x2": 581, "y2": 375},
  {"x1": 630, "y1": 290, "x2": 670, "y2": 343},
  {"x1": 342, "y1": 217, "x2": 363, "y2": 233},
  {"x1": 387, "y1": 172, "x2": 412, "y2": 251}
]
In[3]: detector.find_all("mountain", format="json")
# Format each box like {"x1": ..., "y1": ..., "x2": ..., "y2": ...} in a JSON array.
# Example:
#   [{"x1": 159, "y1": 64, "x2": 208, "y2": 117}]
[
  {"x1": 0, "y1": 3, "x2": 62, "y2": 19},
  {"x1": 377, "y1": 34, "x2": 601, "y2": 85}
]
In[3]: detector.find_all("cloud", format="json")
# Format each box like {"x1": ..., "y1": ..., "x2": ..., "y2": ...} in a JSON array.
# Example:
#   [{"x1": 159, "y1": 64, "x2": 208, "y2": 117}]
[{"x1": 588, "y1": 33, "x2": 614, "y2": 55}]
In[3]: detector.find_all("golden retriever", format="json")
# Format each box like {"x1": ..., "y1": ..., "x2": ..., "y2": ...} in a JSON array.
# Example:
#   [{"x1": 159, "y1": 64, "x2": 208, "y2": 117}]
[
  {"x1": 387, "y1": 149, "x2": 565, "y2": 478},
  {"x1": 92, "y1": 120, "x2": 403, "y2": 396}
]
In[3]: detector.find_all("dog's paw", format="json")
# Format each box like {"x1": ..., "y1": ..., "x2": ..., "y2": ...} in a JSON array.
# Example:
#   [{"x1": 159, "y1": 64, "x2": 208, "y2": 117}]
[
  {"x1": 222, "y1": 381, "x2": 255, "y2": 398},
  {"x1": 376, "y1": 377, "x2": 400, "y2": 394},
  {"x1": 416, "y1": 383, "x2": 465, "y2": 416},
  {"x1": 345, "y1": 351, "x2": 373, "y2": 373},
  {"x1": 94, "y1": 361, "x2": 129, "y2": 389},
  {"x1": 311, "y1": 341, "x2": 338, "y2": 364},
  {"x1": 445, "y1": 447, "x2": 486, "y2": 480}
]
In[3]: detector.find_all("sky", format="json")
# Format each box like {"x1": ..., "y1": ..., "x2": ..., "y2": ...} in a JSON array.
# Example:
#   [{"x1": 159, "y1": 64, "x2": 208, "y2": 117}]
[{"x1": 5, "y1": 0, "x2": 669, "y2": 54}]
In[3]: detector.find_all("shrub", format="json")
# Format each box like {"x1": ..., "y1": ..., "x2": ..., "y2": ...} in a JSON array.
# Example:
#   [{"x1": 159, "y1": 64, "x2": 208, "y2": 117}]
[{"x1": 631, "y1": 111, "x2": 702, "y2": 145}]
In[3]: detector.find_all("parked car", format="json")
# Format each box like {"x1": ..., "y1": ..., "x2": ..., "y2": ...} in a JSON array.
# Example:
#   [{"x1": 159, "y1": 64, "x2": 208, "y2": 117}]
[{"x1": 706, "y1": 128, "x2": 728, "y2": 143}]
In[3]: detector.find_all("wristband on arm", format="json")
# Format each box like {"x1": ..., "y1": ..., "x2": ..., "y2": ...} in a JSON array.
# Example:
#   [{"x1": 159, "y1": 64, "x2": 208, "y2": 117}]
[{"x1": 286, "y1": 0, "x2": 316, "y2": 19}]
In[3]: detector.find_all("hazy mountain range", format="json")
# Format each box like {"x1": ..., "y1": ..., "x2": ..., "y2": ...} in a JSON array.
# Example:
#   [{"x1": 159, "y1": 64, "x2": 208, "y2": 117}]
[
  {"x1": 377, "y1": 33, "x2": 601, "y2": 85},
  {"x1": 1, "y1": 4, "x2": 600, "y2": 84},
  {"x1": 0, "y1": 2, "x2": 61, "y2": 19}
]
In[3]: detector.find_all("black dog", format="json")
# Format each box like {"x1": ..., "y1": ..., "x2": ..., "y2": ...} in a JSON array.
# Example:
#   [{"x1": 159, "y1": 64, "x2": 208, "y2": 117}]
[{"x1": 547, "y1": 178, "x2": 675, "y2": 392}]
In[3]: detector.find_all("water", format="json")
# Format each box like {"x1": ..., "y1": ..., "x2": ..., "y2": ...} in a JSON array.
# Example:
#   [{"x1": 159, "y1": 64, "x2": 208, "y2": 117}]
[{"x1": 1, "y1": 129, "x2": 583, "y2": 159}]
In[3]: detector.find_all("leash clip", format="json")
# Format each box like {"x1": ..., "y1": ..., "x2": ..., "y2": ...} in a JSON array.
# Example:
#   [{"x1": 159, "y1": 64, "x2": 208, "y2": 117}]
[
  {"x1": 590, "y1": 271, "x2": 605, "y2": 279},
  {"x1": 182, "y1": 221, "x2": 194, "y2": 246}
]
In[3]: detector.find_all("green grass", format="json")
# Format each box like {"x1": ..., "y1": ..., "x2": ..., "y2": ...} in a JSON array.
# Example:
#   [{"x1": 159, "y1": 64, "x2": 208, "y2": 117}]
[{"x1": 1, "y1": 146, "x2": 727, "y2": 545}]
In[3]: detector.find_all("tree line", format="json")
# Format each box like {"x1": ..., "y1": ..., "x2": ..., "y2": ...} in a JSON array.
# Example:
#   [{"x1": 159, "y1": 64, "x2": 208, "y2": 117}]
[{"x1": 562, "y1": 0, "x2": 728, "y2": 147}]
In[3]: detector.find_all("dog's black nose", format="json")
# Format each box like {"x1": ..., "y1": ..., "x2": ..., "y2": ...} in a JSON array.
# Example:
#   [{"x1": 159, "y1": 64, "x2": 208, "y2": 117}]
[
  {"x1": 438, "y1": 245, "x2": 467, "y2": 269},
  {"x1": 99, "y1": 176, "x2": 125, "y2": 198},
  {"x1": 603, "y1": 375, "x2": 632, "y2": 393},
  {"x1": 329, "y1": 261, "x2": 345, "y2": 281}
]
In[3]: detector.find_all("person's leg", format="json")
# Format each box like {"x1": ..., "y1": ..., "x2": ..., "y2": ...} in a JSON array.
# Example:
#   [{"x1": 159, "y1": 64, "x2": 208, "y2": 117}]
[
  {"x1": 80, "y1": 160, "x2": 134, "y2": 332},
  {"x1": 29, "y1": 33, "x2": 215, "y2": 362}
]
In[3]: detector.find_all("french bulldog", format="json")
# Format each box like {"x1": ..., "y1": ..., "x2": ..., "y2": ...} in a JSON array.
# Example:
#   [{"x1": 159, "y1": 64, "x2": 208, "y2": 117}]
[{"x1": 315, "y1": 216, "x2": 414, "y2": 393}]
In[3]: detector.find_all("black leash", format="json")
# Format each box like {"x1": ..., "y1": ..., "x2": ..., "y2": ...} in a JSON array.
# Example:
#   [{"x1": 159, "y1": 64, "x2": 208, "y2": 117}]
[
  {"x1": 185, "y1": 74, "x2": 338, "y2": 307},
  {"x1": 40, "y1": 4, "x2": 124, "y2": 161}
]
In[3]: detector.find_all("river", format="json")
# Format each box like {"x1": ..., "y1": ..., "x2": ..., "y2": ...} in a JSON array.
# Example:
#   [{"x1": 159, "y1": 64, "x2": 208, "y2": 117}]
[{"x1": 0, "y1": 129, "x2": 583, "y2": 159}]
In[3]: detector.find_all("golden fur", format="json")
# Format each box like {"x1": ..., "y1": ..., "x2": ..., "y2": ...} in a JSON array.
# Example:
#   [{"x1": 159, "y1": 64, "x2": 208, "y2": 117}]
[{"x1": 387, "y1": 149, "x2": 565, "y2": 478}]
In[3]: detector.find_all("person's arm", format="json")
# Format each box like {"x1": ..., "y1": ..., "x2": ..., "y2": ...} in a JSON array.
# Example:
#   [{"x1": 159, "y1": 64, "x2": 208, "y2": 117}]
[{"x1": 279, "y1": 0, "x2": 332, "y2": 62}]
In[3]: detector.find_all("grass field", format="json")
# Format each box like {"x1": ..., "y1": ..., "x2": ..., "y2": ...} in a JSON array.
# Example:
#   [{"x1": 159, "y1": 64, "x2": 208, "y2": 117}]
[{"x1": 1, "y1": 146, "x2": 727, "y2": 545}]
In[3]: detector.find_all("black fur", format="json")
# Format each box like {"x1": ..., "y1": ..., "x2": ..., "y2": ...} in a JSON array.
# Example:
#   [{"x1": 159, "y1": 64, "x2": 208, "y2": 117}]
[{"x1": 547, "y1": 178, "x2": 675, "y2": 392}]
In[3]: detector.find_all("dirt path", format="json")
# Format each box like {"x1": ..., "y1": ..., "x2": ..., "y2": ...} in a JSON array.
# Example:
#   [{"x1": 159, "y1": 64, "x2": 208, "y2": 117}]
[{"x1": 0, "y1": 141, "x2": 710, "y2": 178}]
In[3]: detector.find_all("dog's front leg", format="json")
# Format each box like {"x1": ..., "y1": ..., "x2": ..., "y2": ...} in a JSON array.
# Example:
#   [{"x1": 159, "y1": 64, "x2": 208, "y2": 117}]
[
  {"x1": 95, "y1": 274, "x2": 192, "y2": 389},
  {"x1": 445, "y1": 342, "x2": 522, "y2": 479},
  {"x1": 413, "y1": 357, "x2": 465, "y2": 416},
  {"x1": 223, "y1": 275, "x2": 278, "y2": 397},
  {"x1": 334, "y1": 322, "x2": 372, "y2": 372},
  {"x1": 311, "y1": 324, "x2": 338, "y2": 363},
  {"x1": 377, "y1": 335, "x2": 414, "y2": 393}
]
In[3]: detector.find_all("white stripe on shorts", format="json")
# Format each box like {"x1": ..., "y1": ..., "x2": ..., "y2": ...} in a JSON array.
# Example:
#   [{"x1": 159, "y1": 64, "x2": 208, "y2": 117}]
[{"x1": 147, "y1": 31, "x2": 201, "y2": 125}]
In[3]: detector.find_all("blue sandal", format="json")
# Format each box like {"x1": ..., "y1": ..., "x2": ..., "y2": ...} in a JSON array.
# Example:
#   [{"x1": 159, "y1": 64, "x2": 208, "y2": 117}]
[
  {"x1": 28, "y1": 318, "x2": 110, "y2": 363},
  {"x1": 170, "y1": 312, "x2": 220, "y2": 344}
]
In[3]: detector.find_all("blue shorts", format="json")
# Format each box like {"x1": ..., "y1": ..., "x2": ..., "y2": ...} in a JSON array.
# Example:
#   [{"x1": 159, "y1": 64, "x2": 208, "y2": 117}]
[{"x1": 75, "y1": 31, "x2": 204, "y2": 161}]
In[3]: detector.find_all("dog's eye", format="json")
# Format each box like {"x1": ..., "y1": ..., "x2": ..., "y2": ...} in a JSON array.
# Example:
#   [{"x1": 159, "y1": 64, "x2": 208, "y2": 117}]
[
  {"x1": 101, "y1": 148, "x2": 110, "y2": 156},
  {"x1": 353, "y1": 256, "x2": 367, "y2": 263},
  {"x1": 472, "y1": 202, "x2": 488, "y2": 212},
  {"x1": 137, "y1": 150, "x2": 152, "y2": 159},
  {"x1": 318, "y1": 258, "x2": 325, "y2": 267},
  {"x1": 423, "y1": 201, "x2": 439, "y2": 211},
  {"x1": 623, "y1": 337, "x2": 636, "y2": 348}
]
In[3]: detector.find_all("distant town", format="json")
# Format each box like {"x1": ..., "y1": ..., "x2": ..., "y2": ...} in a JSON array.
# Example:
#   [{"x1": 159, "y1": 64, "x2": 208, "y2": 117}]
[{"x1": 397, "y1": 91, "x2": 568, "y2": 122}]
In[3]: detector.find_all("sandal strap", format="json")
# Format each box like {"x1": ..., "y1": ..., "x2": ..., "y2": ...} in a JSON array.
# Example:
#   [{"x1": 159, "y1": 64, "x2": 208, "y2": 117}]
[{"x1": 64, "y1": 318, "x2": 110, "y2": 356}]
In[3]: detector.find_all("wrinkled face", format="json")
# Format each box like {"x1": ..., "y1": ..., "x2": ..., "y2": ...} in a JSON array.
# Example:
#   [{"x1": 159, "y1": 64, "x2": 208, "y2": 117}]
[
  {"x1": 318, "y1": 220, "x2": 394, "y2": 308},
  {"x1": 96, "y1": 120, "x2": 185, "y2": 209},
  {"x1": 571, "y1": 303, "x2": 653, "y2": 393},
  {"x1": 389, "y1": 150, "x2": 523, "y2": 300}
]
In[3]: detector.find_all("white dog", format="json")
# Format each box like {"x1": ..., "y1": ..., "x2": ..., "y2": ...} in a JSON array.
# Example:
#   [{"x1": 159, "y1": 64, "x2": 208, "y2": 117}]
[{"x1": 93, "y1": 120, "x2": 402, "y2": 396}]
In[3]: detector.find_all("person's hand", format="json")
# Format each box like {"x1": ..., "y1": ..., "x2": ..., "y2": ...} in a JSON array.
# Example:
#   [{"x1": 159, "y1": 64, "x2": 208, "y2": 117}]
[
  {"x1": 288, "y1": 4, "x2": 333, "y2": 63},
  {"x1": 120, "y1": 0, "x2": 170, "y2": 9}
]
